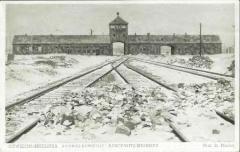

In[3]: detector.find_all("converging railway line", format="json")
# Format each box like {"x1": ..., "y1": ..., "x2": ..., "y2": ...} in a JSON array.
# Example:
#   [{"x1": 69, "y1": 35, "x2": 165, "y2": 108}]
[
  {"x1": 6, "y1": 58, "x2": 124, "y2": 142},
  {"x1": 131, "y1": 57, "x2": 234, "y2": 81},
  {"x1": 5, "y1": 56, "x2": 235, "y2": 143}
]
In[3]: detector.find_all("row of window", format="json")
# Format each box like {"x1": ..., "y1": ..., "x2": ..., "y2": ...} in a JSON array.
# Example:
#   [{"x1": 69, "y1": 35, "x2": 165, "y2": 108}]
[
  {"x1": 112, "y1": 33, "x2": 126, "y2": 38},
  {"x1": 14, "y1": 45, "x2": 111, "y2": 54},
  {"x1": 110, "y1": 25, "x2": 127, "y2": 29}
]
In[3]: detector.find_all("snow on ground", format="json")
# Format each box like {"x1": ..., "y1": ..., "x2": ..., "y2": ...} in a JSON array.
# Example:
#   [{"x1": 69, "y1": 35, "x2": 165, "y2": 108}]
[
  {"x1": 6, "y1": 54, "x2": 116, "y2": 102},
  {"x1": 16, "y1": 85, "x2": 180, "y2": 143},
  {"x1": 93, "y1": 70, "x2": 127, "y2": 88},
  {"x1": 15, "y1": 79, "x2": 234, "y2": 142},
  {"x1": 173, "y1": 106, "x2": 234, "y2": 141},
  {"x1": 117, "y1": 65, "x2": 159, "y2": 89},
  {"x1": 130, "y1": 53, "x2": 234, "y2": 74},
  {"x1": 14, "y1": 62, "x2": 234, "y2": 142},
  {"x1": 172, "y1": 81, "x2": 234, "y2": 141},
  {"x1": 6, "y1": 54, "x2": 235, "y2": 142},
  {"x1": 129, "y1": 60, "x2": 215, "y2": 85}
]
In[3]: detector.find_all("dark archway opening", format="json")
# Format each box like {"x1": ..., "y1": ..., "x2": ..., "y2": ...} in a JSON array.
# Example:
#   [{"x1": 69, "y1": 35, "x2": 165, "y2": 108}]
[
  {"x1": 171, "y1": 47, "x2": 175, "y2": 55},
  {"x1": 96, "y1": 49, "x2": 100, "y2": 55},
  {"x1": 113, "y1": 42, "x2": 125, "y2": 56}
]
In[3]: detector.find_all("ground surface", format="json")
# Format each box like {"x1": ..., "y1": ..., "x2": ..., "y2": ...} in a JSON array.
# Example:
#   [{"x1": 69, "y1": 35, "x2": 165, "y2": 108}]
[
  {"x1": 6, "y1": 54, "x2": 116, "y2": 102},
  {"x1": 6, "y1": 54, "x2": 235, "y2": 142},
  {"x1": 131, "y1": 53, "x2": 234, "y2": 75},
  {"x1": 6, "y1": 54, "x2": 234, "y2": 102}
]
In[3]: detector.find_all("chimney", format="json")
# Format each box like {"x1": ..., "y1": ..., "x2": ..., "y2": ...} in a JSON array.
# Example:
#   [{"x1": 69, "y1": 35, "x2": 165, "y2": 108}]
[
  {"x1": 90, "y1": 29, "x2": 93, "y2": 35},
  {"x1": 184, "y1": 32, "x2": 188, "y2": 42},
  {"x1": 147, "y1": 33, "x2": 150, "y2": 40}
]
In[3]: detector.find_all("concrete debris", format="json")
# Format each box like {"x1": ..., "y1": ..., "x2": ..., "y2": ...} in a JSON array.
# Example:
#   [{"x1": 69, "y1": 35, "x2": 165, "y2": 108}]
[
  {"x1": 165, "y1": 56, "x2": 213, "y2": 69},
  {"x1": 217, "y1": 78, "x2": 231, "y2": 87},
  {"x1": 178, "y1": 83, "x2": 184, "y2": 88},
  {"x1": 212, "y1": 129, "x2": 220, "y2": 134},
  {"x1": 39, "y1": 85, "x2": 175, "y2": 135},
  {"x1": 37, "y1": 80, "x2": 233, "y2": 139},
  {"x1": 187, "y1": 56, "x2": 214, "y2": 69},
  {"x1": 115, "y1": 125, "x2": 131, "y2": 136}
]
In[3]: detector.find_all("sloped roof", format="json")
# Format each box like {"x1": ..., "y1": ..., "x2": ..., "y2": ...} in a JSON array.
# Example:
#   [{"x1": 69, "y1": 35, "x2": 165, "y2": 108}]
[
  {"x1": 13, "y1": 34, "x2": 221, "y2": 45},
  {"x1": 13, "y1": 35, "x2": 111, "y2": 44},
  {"x1": 127, "y1": 35, "x2": 221, "y2": 43},
  {"x1": 109, "y1": 14, "x2": 128, "y2": 25}
]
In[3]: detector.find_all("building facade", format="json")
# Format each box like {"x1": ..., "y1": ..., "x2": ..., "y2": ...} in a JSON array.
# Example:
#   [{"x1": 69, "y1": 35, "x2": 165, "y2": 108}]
[{"x1": 12, "y1": 13, "x2": 222, "y2": 55}]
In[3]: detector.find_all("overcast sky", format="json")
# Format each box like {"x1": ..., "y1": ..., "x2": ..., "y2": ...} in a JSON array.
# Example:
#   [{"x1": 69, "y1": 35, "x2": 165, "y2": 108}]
[{"x1": 6, "y1": 3, "x2": 235, "y2": 50}]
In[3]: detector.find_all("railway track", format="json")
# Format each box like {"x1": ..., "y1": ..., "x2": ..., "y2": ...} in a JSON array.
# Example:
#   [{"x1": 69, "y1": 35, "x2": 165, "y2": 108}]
[
  {"x1": 115, "y1": 62, "x2": 234, "y2": 141},
  {"x1": 124, "y1": 63, "x2": 177, "y2": 92},
  {"x1": 215, "y1": 110, "x2": 234, "y2": 125},
  {"x1": 125, "y1": 59, "x2": 235, "y2": 126},
  {"x1": 131, "y1": 57, "x2": 234, "y2": 81},
  {"x1": 6, "y1": 58, "x2": 122, "y2": 110},
  {"x1": 6, "y1": 58, "x2": 126, "y2": 143},
  {"x1": 6, "y1": 57, "x2": 189, "y2": 143},
  {"x1": 5, "y1": 56, "x2": 234, "y2": 143},
  {"x1": 91, "y1": 61, "x2": 189, "y2": 141},
  {"x1": 113, "y1": 64, "x2": 188, "y2": 142}
]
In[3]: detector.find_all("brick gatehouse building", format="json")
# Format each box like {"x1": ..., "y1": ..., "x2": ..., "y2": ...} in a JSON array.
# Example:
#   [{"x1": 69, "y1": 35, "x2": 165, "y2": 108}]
[{"x1": 12, "y1": 12, "x2": 221, "y2": 55}]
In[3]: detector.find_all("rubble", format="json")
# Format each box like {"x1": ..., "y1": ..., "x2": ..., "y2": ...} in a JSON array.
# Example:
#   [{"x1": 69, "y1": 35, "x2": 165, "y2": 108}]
[
  {"x1": 227, "y1": 60, "x2": 235, "y2": 76},
  {"x1": 115, "y1": 124, "x2": 131, "y2": 136},
  {"x1": 165, "y1": 55, "x2": 214, "y2": 69},
  {"x1": 212, "y1": 129, "x2": 220, "y2": 134},
  {"x1": 38, "y1": 85, "x2": 177, "y2": 137},
  {"x1": 187, "y1": 56, "x2": 213, "y2": 69},
  {"x1": 174, "y1": 81, "x2": 235, "y2": 121},
  {"x1": 36, "y1": 78, "x2": 234, "y2": 141}
]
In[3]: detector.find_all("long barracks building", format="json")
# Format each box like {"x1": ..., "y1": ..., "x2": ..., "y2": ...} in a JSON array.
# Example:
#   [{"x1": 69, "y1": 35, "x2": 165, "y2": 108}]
[{"x1": 13, "y1": 13, "x2": 222, "y2": 55}]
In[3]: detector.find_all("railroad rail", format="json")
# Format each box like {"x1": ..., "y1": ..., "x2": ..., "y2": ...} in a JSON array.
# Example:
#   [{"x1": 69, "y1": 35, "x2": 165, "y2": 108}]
[
  {"x1": 112, "y1": 64, "x2": 188, "y2": 142},
  {"x1": 114, "y1": 63, "x2": 234, "y2": 142},
  {"x1": 215, "y1": 110, "x2": 235, "y2": 125},
  {"x1": 6, "y1": 58, "x2": 121, "y2": 110},
  {"x1": 114, "y1": 67, "x2": 135, "y2": 90},
  {"x1": 124, "y1": 63, "x2": 177, "y2": 92},
  {"x1": 6, "y1": 57, "x2": 187, "y2": 143},
  {"x1": 6, "y1": 56, "x2": 234, "y2": 143},
  {"x1": 131, "y1": 57, "x2": 234, "y2": 81},
  {"x1": 6, "y1": 58, "x2": 127, "y2": 143},
  {"x1": 6, "y1": 118, "x2": 40, "y2": 143},
  {"x1": 127, "y1": 59, "x2": 235, "y2": 126},
  {"x1": 86, "y1": 58, "x2": 128, "y2": 87},
  {"x1": 168, "y1": 122, "x2": 189, "y2": 142}
]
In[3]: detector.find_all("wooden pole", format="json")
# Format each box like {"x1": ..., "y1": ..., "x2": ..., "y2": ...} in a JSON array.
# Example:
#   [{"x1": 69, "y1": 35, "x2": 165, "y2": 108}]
[
  {"x1": 90, "y1": 29, "x2": 93, "y2": 35},
  {"x1": 200, "y1": 23, "x2": 202, "y2": 56}
]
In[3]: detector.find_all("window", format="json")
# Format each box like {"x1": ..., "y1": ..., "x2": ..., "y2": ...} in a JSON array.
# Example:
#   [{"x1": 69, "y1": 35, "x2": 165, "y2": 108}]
[
  {"x1": 38, "y1": 46, "x2": 42, "y2": 52},
  {"x1": 16, "y1": 46, "x2": 20, "y2": 52}
]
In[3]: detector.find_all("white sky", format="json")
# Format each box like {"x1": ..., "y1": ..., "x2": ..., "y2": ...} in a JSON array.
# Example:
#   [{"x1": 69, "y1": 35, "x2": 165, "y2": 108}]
[{"x1": 6, "y1": 3, "x2": 235, "y2": 50}]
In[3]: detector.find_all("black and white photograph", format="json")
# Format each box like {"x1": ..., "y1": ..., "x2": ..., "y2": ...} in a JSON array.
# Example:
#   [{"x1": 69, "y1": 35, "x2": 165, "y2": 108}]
[{"x1": 0, "y1": 1, "x2": 239, "y2": 152}]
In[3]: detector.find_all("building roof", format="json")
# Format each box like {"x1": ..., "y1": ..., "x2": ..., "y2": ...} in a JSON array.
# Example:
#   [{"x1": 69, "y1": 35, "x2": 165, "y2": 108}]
[
  {"x1": 13, "y1": 35, "x2": 111, "y2": 44},
  {"x1": 127, "y1": 35, "x2": 221, "y2": 44},
  {"x1": 13, "y1": 34, "x2": 221, "y2": 45},
  {"x1": 109, "y1": 12, "x2": 128, "y2": 25}
]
